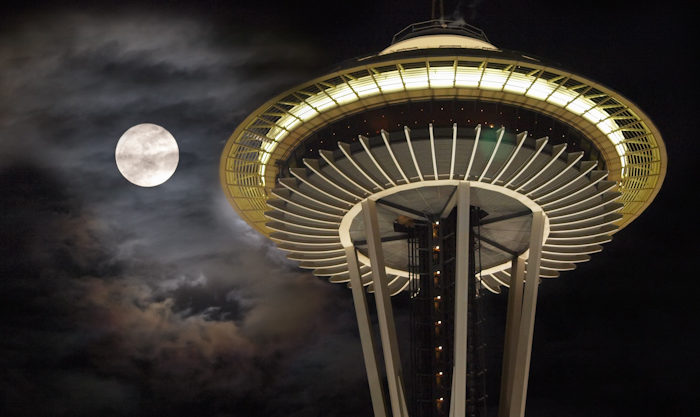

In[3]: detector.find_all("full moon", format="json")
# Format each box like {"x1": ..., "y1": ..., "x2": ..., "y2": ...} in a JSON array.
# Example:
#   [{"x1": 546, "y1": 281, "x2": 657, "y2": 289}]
[{"x1": 115, "y1": 123, "x2": 179, "y2": 187}]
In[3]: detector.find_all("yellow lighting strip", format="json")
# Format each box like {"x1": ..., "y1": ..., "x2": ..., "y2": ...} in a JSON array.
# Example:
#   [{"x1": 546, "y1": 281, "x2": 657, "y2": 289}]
[
  {"x1": 223, "y1": 57, "x2": 665, "y2": 235},
  {"x1": 261, "y1": 65, "x2": 632, "y2": 181}
]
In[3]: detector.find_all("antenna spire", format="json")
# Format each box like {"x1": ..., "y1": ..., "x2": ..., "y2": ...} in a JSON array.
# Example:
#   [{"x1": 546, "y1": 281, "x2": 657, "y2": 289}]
[{"x1": 431, "y1": 0, "x2": 445, "y2": 20}]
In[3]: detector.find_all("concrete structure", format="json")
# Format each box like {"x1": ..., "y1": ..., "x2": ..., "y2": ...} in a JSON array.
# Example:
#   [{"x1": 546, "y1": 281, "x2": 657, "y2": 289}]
[{"x1": 220, "y1": 19, "x2": 666, "y2": 417}]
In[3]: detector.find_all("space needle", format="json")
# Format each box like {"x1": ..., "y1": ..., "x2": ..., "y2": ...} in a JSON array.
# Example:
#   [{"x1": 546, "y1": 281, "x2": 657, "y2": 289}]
[{"x1": 219, "y1": 13, "x2": 666, "y2": 417}]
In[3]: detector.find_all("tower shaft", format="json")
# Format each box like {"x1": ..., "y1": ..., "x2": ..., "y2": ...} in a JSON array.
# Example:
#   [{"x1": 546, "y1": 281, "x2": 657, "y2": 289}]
[
  {"x1": 343, "y1": 182, "x2": 546, "y2": 417},
  {"x1": 407, "y1": 205, "x2": 488, "y2": 417}
]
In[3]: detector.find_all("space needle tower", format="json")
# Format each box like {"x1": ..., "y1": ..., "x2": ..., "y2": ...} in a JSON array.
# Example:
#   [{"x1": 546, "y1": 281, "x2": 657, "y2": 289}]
[{"x1": 219, "y1": 11, "x2": 666, "y2": 417}]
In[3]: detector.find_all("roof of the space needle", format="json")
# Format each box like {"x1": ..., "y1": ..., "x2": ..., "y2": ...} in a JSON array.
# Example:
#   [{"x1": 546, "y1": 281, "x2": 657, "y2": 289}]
[{"x1": 219, "y1": 19, "x2": 667, "y2": 294}]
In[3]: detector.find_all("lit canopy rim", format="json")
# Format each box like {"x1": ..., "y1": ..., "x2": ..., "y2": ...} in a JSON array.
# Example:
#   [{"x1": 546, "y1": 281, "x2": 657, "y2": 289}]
[{"x1": 220, "y1": 47, "x2": 667, "y2": 236}]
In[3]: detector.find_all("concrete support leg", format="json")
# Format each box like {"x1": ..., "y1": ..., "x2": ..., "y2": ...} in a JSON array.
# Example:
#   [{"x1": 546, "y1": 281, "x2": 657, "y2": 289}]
[
  {"x1": 344, "y1": 245, "x2": 388, "y2": 417},
  {"x1": 450, "y1": 181, "x2": 471, "y2": 417},
  {"x1": 506, "y1": 210, "x2": 546, "y2": 417},
  {"x1": 362, "y1": 199, "x2": 409, "y2": 417},
  {"x1": 498, "y1": 257, "x2": 525, "y2": 416}
]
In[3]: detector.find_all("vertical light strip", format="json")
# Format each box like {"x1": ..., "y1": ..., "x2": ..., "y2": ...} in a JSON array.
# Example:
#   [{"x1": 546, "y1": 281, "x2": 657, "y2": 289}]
[
  {"x1": 533, "y1": 161, "x2": 597, "y2": 202},
  {"x1": 504, "y1": 137, "x2": 549, "y2": 187},
  {"x1": 289, "y1": 168, "x2": 354, "y2": 206},
  {"x1": 492, "y1": 131, "x2": 527, "y2": 184},
  {"x1": 404, "y1": 126, "x2": 424, "y2": 181},
  {"x1": 429, "y1": 123, "x2": 439, "y2": 180},
  {"x1": 278, "y1": 178, "x2": 346, "y2": 212},
  {"x1": 450, "y1": 123, "x2": 458, "y2": 179},
  {"x1": 338, "y1": 142, "x2": 385, "y2": 191},
  {"x1": 381, "y1": 129, "x2": 410, "y2": 183},
  {"x1": 515, "y1": 144, "x2": 567, "y2": 192},
  {"x1": 479, "y1": 127, "x2": 505, "y2": 181},
  {"x1": 319, "y1": 150, "x2": 373, "y2": 195},
  {"x1": 526, "y1": 152, "x2": 584, "y2": 197},
  {"x1": 303, "y1": 159, "x2": 363, "y2": 200},
  {"x1": 360, "y1": 135, "x2": 397, "y2": 187},
  {"x1": 465, "y1": 124, "x2": 482, "y2": 180}
]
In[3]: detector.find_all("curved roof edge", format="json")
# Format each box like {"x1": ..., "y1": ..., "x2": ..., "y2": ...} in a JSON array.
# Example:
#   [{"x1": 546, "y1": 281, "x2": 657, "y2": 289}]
[{"x1": 380, "y1": 34, "x2": 498, "y2": 55}]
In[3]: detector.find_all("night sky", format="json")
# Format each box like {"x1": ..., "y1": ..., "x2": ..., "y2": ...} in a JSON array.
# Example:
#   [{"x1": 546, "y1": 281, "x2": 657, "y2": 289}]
[{"x1": 1, "y1": 1, "x2": 697, "y2": 416}]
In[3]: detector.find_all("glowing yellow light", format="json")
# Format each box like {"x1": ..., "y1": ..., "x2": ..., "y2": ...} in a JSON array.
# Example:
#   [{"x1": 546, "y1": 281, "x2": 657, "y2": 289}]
[
  {"x1": 503, "y1": 73, "x2": 531, "y2": 93},
  {"x1": 547, "y1": 89, "x2": 577, "y2": 107},
  {"x1": 289, "y1": 103, "x2": 318, "y2": 121},
  {"x1": 249, "y1": 62, "x2": 633, "y2": 180},
  {"x1": 402, "y1": 67, "x2": 429, "y2": 89},
  {"x1": 480, "y1": 69, "x2": 506, "y2": 90},
  {"x1": 307, "y1": 94, "x2": 335, "y2": 111},
  {"x1": 455, "y1": 66, "x2": 481, "y2": 87},
  {"x1": 349, "y1": 78, "x2": 380, "y2": 97},
  {"x1": 526, "y1": 79, "x2": 554, "y2": 100},
  {"x1": 328, "y1": 84, "x2": 357, "y2": 105},
  {"x1": 428, "y1": 67, "x2": 455, "y2": 87},
  {"x1": 566, "y1": 97, "x2": 592, "y2": 115},
  {"x1": 374, "y1": 70, "x2": 404, "y2": 92},
  {"x1": 283, "y1": 118, "x2": 302, "y2": 131},
  {"x1": 583, "y1": 108, "x2": 608, "y2": 125}
]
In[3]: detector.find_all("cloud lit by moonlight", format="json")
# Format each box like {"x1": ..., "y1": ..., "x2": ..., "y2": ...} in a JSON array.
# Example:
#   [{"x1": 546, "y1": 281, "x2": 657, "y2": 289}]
[{"x1": 115, "y1": 123, "x2": 179, "y2": 187}]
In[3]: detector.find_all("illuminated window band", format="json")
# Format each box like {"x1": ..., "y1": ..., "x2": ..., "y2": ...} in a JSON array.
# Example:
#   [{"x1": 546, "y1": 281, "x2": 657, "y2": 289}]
[{"x1": 222, "y1": 57, "x2": 665, "y2": 235}]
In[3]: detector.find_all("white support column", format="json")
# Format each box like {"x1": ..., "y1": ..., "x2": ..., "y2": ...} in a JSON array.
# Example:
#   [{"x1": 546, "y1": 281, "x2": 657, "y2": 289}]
[
  {"x1": 451, "y1": 181, "x2": 470, "y2": 417},
  {"x1": 362, "y1": 199, "x2": 409, "y2": 417},
  {"x1": 344, "y1": 245, "x2": 388, "y2": 417},
  {"x1": 507, "y1": 210, "x2": 546, "y2": 417},
  {"x1": 499, "y1": 256, "x2": 525, "y2": 417},
  {"x1": 448, "y1": 370, "x2": 456, "y2": 416}
]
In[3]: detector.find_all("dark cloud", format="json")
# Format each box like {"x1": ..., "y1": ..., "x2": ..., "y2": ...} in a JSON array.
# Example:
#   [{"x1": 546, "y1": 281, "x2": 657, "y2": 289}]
[
  {"x1": 0, "y1": 9, "x2": 370, "y2": 417},
  {"x1": 1, "y1": 2, "x2": 697, "y2": 416},
  {"x1": 0, "y1": 159, "x2": 367, "y2": 416}
]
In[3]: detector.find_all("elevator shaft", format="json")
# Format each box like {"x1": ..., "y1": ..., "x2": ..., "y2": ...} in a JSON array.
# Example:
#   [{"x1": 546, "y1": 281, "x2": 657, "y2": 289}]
[{"x1": 407, "y1": 206, "x2": 487, "y2": 417}]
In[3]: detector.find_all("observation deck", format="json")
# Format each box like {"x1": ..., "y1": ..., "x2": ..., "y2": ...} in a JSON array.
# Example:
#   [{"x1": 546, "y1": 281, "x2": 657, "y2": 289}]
[{"x1": 220, "y1": 20, "x2": 666, "y2": 239}]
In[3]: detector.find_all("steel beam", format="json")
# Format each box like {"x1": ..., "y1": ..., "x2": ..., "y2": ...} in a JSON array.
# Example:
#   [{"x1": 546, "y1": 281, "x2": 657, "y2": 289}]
[
  {"x1": 440, "y1": 186, "x2": 458, "y2": 219},
  {"x1": 479, "y1": 210, "x2": 532, "y2": 226},
  {"x1": 376, "y1": 198, "x2": 430, "y2": 221},
  {"x1": 507, "y1": 210, "x2": 546, "y2": 417},
  {"x1": 344, "y1": 245, "x2": 388, "y2": 417},
  {"x1": 475, "y1": 233, "x2": 519, "y2": 258},
  {"x1": 450, "y1": 181, "x2": 470, "y2": 417},
  {"x1": 352, "y1": 233, "x2": 408, "y2": 247},
  {"x1": 362, "y1": 199, "x2": 409, "y2": 417},
  {"x1": 498, "y1": 257, "x2": 525, "y2": 416}
]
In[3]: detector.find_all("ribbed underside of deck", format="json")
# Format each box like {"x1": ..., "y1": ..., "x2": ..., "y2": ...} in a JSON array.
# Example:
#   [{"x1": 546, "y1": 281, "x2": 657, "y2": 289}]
[{"x1": 266, "y1": 124, "x2": 621, "y2": 295}]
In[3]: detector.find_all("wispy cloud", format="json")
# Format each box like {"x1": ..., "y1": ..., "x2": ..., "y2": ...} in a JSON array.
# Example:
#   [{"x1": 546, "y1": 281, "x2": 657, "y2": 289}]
[{"x1": 0, "y1": 10, "x2": 368, "y2": 416}]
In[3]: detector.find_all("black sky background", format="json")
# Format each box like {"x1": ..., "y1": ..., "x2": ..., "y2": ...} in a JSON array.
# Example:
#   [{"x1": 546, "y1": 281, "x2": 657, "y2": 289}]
[{"x1": 1, "y1": 1, "x2": 697, "y2": 416}]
